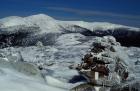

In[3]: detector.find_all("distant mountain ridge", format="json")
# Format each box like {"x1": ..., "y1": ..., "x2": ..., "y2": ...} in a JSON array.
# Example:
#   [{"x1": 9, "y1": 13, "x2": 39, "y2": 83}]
[{"x1": 0, "y1": 14, "x2": 140, "y2": 47}]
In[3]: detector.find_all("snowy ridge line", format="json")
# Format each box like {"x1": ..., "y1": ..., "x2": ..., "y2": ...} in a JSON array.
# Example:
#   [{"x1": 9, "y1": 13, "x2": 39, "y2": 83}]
[
  {"x1": 0, "y1": 14, "x2": 139, "y2": 34},
  {"x1": 0, "y1": 14, "x2": 140, "y2": 48}
]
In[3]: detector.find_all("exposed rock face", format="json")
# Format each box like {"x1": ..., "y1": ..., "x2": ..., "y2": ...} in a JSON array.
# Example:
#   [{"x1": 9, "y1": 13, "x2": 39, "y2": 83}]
[{"x1": 76, "y1": 36, "x2": 129, "y2": 87}]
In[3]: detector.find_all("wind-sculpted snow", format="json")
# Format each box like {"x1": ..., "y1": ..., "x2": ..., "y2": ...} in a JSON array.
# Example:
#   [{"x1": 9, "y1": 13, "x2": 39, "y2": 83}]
[
  {"x1": 0, "y1": 49, "x2": 69, "y2": 91},
  {"x1": 0, "y1": 67, "x2": 66, "y2": 91}
]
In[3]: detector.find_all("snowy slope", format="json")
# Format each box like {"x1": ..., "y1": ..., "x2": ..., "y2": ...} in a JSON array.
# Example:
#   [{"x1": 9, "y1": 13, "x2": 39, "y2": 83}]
[
  {"x1": 0, "y1": 33, "x2": 91, "y2": 91},
  {"x1": 0, "y1": 67, "x2": 66, "y2": 91},
  {"x1": 0, "y1": 35, "x2": 140, "y2": 91}
]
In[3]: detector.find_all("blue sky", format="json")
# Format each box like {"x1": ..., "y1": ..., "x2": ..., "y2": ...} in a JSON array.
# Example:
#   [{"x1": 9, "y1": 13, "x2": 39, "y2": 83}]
[{"x1": 0, "y1": 0, "x2": 140, "y2": 27}]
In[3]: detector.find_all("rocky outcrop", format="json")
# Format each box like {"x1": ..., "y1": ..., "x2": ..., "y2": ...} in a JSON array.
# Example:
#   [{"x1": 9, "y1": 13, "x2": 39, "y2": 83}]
[{"x1": 76, "y1": 36, "x2": 129, "y2": 87}]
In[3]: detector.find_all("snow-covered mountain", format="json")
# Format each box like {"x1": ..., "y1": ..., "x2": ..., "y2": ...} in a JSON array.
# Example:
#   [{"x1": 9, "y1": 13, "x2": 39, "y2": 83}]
[
  {"x1": 0, "y1": 14, "x2": 140, "y2": 48},
  {"x1": 0, "y1": 14, "x2": 139, "y2": 33},
  {"x1": 0, "y1": 14, "x2": 140, "y2": 91}
]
